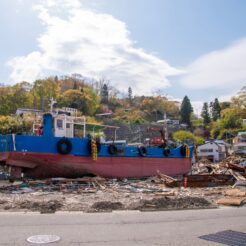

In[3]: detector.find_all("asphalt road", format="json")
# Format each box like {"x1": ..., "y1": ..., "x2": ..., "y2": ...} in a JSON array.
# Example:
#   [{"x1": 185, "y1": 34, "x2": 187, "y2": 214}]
[{"x1": 0, "y1": 208, "x2": 245, "y2": 246}]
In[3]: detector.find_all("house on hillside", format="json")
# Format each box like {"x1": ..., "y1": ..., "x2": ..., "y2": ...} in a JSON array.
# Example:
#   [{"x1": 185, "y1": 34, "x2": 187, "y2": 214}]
[
  {"x1": 197, "y1": 141, "x2": 228, "y2": 162},
  {"x1": 233, "y1": 132, "x2": 246, "y2": 154}
]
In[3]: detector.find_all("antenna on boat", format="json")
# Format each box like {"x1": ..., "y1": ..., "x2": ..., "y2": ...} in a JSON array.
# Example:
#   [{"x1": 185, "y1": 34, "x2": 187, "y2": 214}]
[
  {"x1": 163, "y1": 112, "x2": 168, "y2": 141},
  {"x1": 50, "y1": 98, "x2": 57, "y2": 113}
]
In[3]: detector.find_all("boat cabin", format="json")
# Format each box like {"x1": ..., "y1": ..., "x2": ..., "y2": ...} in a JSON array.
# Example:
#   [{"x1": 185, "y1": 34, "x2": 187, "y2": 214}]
[{"x1": 33, "y1": 107, "x2": 119, "y2": 140}]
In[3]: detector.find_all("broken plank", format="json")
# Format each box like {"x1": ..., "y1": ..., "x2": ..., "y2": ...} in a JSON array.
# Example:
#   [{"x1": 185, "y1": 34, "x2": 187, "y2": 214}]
[{"x1": 217, "y1": 197, "x2": 246, "y2": 206}]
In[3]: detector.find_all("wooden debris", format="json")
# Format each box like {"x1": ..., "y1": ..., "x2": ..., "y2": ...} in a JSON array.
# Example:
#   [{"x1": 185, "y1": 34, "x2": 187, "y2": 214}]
[
  {"x1": 229, "y1": 170, "x2": 246, "y2": 181},
  {"x1": 228, "y1": 163, "x2": 246, "y2": 173},
  {"x1": 225, "y1": 189, "x2": 246, "y2": 197},
  {"x1": 157, "y1": 171, "x2": 177, "y2": 181},
  {"x1": 154, "y1": 191, "x2": 176, "y2": 196},
  {"x1": 217, "y1": 197, "x2": 246, "y2": 206},
  {"x1": 156, "y1": 171, "x2": 178, "y2": 187}
]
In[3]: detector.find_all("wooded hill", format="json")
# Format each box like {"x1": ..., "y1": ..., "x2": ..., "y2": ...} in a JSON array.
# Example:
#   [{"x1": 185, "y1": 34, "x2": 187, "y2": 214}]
[
  {"x1": 1, "y1": 75, "x2": 246, "y2": 145},
  {"x1": 0, "y1": 75, "x2": 180, "y2": 121}
]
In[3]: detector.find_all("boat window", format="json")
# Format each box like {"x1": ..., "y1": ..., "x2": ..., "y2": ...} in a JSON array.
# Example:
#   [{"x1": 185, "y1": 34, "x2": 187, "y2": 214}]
[{"x1": 57, "y1": 119, "x2": 63, "y2": 129}]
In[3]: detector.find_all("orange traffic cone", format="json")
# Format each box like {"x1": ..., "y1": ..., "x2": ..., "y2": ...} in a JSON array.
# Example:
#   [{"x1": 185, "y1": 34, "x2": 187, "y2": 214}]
[{"x1": 183, "y1": 176, "x2": 188, "y2": 188}]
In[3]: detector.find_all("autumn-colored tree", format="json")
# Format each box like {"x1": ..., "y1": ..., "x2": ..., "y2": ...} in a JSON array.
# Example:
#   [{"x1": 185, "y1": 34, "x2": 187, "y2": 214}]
[
  {"x1": 58, "y1": 87, "x2": 99, "y2": 116},
  {"x1": 0, "y1": 82, "x2": 33, "y2": 115},
  {"x1": 0, "y1": 115, "x2": 32, "y2": 134},
  {"x1": 31, "y1": 78, "x2": 60, "y2": 110},
  {"x1": 140, "y1": 96, "x2": 179, "y2": 121}
]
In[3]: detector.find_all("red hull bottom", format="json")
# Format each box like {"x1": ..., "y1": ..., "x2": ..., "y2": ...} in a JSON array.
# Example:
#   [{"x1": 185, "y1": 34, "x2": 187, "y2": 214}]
[{"x1": 0, "y1": 152, "x2": 191, "y2": 179}]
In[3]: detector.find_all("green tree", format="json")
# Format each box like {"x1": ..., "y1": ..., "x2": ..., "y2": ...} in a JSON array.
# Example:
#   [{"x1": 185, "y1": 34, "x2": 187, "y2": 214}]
[
  {"x1": 128, "y1": 87, "x2": 132, "y2": 105},
  {"x1": 140, "y1": 96, "x2": 179, "y2": 122},
  {"x1": 0, "y1": 83, "x2": 33, "y2": 115},
  {"x1": 0, "y1": 115, "x2": 32, "y2": 134},
  {"x1": 211, "y1": 98, "x2": 221, "y2": 121},
  {"x1": 220, "y1": 108, "x2": 242, "y2": 129},
  {"x1": 31, "y1": 78, "x2": 59, "y2": 110},
  {"x1": 73, "y1": 81, "x2": 78, "y2": 90},
  {"x1": 58, "y1": 88, "x2": 99, "y2": 116},
  {"x1": 101, "y1": 84, "x2": 109, "y2": 103},
  {"x1": 180, "y1": 96, "x2": 193, "y2": 127},
  {"x1": 173, "y1": 130, "x2": 204, "y2": 145},
  {"x1": 201, "y1": 102, "x2": 211, "y2": 125}
]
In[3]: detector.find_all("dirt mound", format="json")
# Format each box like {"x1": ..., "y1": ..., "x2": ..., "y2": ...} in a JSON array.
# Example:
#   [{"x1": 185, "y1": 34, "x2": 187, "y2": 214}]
[
  {"x1": 90, "y1": 201, "x2": 124, "y2": 212},
  {"x1": 17, "y1": 200, "x2": 63, "y2": 213},
  {"x1": 128, "y1": 196, "x2": 213, "y2": 211}
]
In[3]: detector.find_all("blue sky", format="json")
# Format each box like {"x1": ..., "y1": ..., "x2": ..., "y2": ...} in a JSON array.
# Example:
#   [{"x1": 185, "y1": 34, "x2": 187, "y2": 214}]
[{"x1": 1, "y1": 0, "x2": 246, "y2": 112}]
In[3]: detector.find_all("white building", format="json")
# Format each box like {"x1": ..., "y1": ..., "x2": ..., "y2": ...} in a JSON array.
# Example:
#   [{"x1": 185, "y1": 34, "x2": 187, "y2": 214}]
[
  {"x1": 197, "y1": 141, "x2": 227, "y2": 162},
  {"x1": 233, "y1": 132, "x2": 246, "y2": 154}
]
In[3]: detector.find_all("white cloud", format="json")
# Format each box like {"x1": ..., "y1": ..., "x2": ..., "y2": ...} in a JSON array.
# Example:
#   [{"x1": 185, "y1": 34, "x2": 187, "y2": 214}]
[
  {"x1": 218, "y1": 91, "x2": 237, "y2": 102},
  {"x1": 191, "y1": 101, "x2": 204, "y2": 117},
  {"x1": 180, "y1": 39, "x2": 246, "y2": 90},
  {"x1": 7, "y1": 0, "x2": 181, "y2": 95}
]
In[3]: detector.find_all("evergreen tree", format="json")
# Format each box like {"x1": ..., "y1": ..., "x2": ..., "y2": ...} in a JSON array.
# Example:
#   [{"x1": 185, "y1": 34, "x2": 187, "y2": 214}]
[
  {"x1": 201, "y1": 102, "x2": 211, "y2": 126},
  {"x1": 101, "y1": 84, "x2": 109, "y2": 103},
  {"x1": 73, "y1": 81, "x2": 78, "y2": 90},
  {"x1": 212, "y1": 98, "x2": 221, "y2": 121},
  {"x1": 180, "y1": 96, "x2": 193, "y2": 127},
  {"x1": 54, "y1": 75, "x2": 58, "y2": 83},
  {"x1": 209, "y1": 101, "x2": 213, "y2": 116},
  {"x1": 128, "y1": 87, "x2": 132, "y2": 105}
]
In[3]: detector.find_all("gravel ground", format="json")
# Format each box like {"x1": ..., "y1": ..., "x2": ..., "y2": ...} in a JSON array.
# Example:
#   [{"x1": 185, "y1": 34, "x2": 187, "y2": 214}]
[{"x1": 0, "y1": 179, "x2": 245, "y2": 213}]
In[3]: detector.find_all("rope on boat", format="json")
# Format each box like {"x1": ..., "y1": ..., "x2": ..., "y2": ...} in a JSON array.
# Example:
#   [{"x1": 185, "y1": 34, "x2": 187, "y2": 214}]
[
  {"x1": 184, "y1": 144, "x2": 190, "y2": 158},
  {"x1": 91, "y1": 139, "x2": 98, "y2": 161}
]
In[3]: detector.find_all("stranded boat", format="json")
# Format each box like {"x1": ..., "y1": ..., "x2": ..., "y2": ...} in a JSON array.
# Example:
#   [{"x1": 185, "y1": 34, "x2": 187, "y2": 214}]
[{"x1": 0, "y1": 107, "x2": 193, "y2": 179}]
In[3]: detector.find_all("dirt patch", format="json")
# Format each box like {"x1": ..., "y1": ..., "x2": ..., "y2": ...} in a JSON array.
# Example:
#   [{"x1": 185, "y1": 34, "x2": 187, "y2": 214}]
[
  {"x1": 89, "y1": 201, "x2": 124, "y2": 212},
  {"x1": 16, "y1": 200, "x2": 63, "y2": 213},
  {"x1": 128, "y1": 196, "x2": 213, "y2": 211},
  {"x1": 0, "y1": 200, "x2": 7, "y2": 205}
]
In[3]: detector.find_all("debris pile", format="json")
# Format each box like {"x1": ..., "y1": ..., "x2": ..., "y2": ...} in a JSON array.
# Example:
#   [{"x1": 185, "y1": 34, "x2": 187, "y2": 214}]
[
  {"x1": 192, "y1": 155, "x2": 246, "y2": 178},
  {"x1": 0, "y1": 154, "x2": 245, "y2": 213},
  {"x1": 0, "y1": 173, "x2": 245, "y2": 213}
]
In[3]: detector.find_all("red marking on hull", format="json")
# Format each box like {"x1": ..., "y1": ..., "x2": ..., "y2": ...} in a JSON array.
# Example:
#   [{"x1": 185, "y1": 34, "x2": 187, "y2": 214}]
[{"x1": 0, "y1": 152, "x2": 191, "y2": 178}]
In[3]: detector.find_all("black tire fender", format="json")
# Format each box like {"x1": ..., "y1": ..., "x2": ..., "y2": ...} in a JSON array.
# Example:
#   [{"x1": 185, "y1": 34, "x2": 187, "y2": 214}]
[
  {"x1": 163, "y1": 147, "x2": 171, "y2": 157},
  {"x1": 57, "y1": 138, "x2": 72, "y2": 155},
  {"x1": 138, "y1": 146, "x2": 147, "y2": 157},
  {"x1": 108, "y1": 144, "x2": 118, "y2": 155},
  {"x1": 180, "y1": 145, "x2": 186, "y2": 156}
]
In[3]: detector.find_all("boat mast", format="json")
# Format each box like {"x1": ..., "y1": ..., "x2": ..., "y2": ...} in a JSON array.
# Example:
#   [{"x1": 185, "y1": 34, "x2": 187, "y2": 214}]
[
  {"x1": 163, "y1": 112, "x2": 168, "y2": 141},
  {"x1": 50, "y1": 98, "x2": 57, "y2": 113}
]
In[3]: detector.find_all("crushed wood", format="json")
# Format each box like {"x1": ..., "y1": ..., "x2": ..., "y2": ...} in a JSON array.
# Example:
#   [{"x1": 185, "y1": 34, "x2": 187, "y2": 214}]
[
  {"x1": 217, "y1": 197, "x2": 246, "y2": 206},
  {"x1": 224, "y1": 189, "x2": 246, "y2": 197},
  {"x1": 0, "y1": 153, "x2": 246, "y2": 212}
]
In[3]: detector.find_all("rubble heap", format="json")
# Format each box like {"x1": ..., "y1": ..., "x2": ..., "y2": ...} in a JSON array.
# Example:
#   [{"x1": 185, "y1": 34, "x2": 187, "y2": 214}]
[{"x1": 0, "y1": 154, "x2": 245, "y2": 213}]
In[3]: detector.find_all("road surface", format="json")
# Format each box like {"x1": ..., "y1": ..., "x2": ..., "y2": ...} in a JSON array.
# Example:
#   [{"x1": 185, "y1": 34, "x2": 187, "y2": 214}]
[{"x1": 0, "y1": 208, "x2": 245, "y2": 245}]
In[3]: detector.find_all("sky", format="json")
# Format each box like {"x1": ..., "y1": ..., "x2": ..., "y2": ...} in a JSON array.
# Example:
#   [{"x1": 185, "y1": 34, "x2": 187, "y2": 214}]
[{"x1": 1, "y1": 0, "x2": 246, "y2": 114}]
